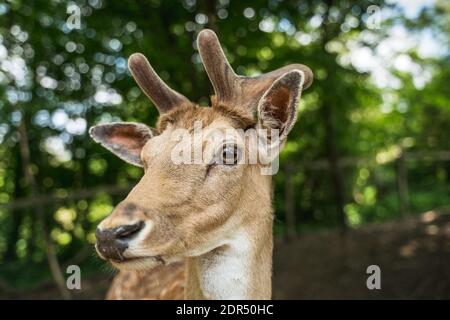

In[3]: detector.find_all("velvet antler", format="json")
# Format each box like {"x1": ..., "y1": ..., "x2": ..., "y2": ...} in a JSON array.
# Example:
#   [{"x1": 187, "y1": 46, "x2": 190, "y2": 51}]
[{"x1": 197, "y1": 29, "x2": 313, "y2": 109}]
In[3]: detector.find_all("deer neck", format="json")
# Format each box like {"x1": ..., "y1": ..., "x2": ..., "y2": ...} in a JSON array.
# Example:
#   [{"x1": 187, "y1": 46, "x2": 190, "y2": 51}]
[{"x1": 185, "y1": 172, "x2": 273, "y2": 300}]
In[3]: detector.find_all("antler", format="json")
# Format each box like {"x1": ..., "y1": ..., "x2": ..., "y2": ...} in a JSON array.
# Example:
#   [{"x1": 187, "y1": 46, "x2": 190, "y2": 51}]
[
  {"x1": 197, "y1": 29, "x2": 313, "y2": 109},
  {"x1": 128, "y1": 53, "x2": 190, "y2": 113}
]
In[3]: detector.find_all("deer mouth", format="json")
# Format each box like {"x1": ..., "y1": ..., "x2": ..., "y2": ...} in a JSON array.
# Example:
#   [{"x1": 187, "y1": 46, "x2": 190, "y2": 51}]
[{"x1": 110, "y1": 255, "x2": 166, "y2": 267}]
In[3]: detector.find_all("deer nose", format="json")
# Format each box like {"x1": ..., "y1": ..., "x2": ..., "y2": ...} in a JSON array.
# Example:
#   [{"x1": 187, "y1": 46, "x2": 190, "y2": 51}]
[{"x1": 95, "y1": 221, "x2": 144, "y2": 261}]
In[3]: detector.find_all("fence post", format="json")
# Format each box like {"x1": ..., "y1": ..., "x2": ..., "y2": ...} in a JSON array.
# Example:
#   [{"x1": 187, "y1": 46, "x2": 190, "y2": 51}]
[{"x1": 396, "y1": 151, "x2": 410, "y2": 217}]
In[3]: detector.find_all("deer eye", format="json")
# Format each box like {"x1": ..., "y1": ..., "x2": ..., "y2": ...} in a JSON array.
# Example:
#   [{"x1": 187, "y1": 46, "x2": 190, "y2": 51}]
[{"x1": 216, "y1": 144, "x2": 240, "y2": 166}]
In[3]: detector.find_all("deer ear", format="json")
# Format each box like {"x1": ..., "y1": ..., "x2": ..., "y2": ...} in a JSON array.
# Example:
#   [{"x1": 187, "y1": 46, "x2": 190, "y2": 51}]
[
  {"x1": 257, "y1": 70, "x2": 305, "y2": 142},
  {"x1": 89, "y1": 122, "x2": 155, "y2": 167}
]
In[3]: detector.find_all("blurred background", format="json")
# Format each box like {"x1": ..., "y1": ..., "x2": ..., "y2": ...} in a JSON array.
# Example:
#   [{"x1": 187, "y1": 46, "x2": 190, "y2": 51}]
[{"x1": 0, "y1": 0, "x2": 449, "y2": 299}]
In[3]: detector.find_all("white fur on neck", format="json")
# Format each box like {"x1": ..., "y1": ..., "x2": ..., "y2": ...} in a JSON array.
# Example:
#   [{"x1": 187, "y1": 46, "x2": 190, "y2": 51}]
[{"x1": 198, "y1": 230, "x2": 251, "y2": 299}]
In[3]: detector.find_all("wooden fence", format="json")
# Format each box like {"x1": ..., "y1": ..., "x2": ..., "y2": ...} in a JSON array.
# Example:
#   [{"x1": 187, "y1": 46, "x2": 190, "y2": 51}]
[{"x1": 283, "y1": 150, "x2": 450, "y2": 237}]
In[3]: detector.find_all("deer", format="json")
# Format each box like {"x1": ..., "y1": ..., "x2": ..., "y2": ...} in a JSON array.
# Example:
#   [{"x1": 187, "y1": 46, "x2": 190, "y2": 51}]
[{"x1": 89, "y1": 29, "x2": 313, "y2": 300}]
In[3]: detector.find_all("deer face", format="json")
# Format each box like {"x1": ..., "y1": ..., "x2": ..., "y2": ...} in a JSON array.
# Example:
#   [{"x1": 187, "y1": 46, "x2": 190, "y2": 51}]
[{"x1": 89, "y1": 30, "x2": 313, "y2": 271}]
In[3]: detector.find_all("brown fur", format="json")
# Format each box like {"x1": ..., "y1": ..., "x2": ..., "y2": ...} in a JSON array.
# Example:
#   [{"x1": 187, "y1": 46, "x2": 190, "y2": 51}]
[
  {"x1": 157, "y1": 101, "x2": 256, "y2": 132},
  {"x1": 107, "y1": 262, "x2": 185, "y2": 300}
]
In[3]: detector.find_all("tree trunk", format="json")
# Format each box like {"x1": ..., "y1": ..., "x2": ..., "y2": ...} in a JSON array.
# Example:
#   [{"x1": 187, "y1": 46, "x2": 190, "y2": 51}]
[
  {"x1": 321, "y1": 0, "x2": 348, "y2": 233},
  {"x1": 396, "y1": 151, "x2": 410, "y2": 217},
  {"x1": 284, "y1": 161, "x2": 297, "y2": 240},
  {"x1": 322, "y1": 102, "x2": 348, "y2": 232},
  {"x1": 4, "y1": 149, "x2": 23, "y2": 260},
  {"x1": 17, "y1": 109, "x2": 72, "y2": 300}
]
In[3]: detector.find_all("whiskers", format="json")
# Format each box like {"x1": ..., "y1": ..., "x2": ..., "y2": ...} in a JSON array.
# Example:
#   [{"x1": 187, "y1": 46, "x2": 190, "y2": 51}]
[{"x1": 89, "y1": 247, "x2": 118, "y2": 278}]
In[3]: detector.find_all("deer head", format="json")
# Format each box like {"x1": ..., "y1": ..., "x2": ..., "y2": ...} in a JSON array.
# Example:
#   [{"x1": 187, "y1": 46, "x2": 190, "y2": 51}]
[{"x1": 89, "y1": 30, "x2": 313, "y2": 276}]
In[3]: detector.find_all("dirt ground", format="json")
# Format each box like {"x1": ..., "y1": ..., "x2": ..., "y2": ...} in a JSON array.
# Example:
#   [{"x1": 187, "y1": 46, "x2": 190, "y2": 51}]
[
  {"x1": 273, "y1": 207, "x2": 450, "y2": 299},
  {"x1": 4, "y1": 208, "x2": 450, "y2": 299}
]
